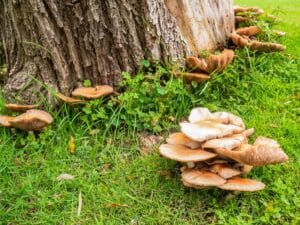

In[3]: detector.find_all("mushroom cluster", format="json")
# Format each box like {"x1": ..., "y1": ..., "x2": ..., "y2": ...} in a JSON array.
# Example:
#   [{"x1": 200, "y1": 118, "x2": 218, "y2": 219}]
[
  {"x1": 232, "y1": 6, "x2": 286, "y2": 52},
  {"x1": 177, "y1": 49, "x2": 235, "y2": 83},
  {"x1": 56, "y1": 85, "x2": 114, "y2": 104},
  {"x1": 159, "y1": 107, "x2": 288, "y2": 192},
  {"x1": 0, "y1": 105, "x2": 53, "y2": 132}
]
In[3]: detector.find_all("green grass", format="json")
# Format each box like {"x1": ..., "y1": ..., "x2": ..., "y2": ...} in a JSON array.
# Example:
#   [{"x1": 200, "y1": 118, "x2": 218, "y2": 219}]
[{"x1": 0, "y1": 1, "x2": 300, "y2": 225}]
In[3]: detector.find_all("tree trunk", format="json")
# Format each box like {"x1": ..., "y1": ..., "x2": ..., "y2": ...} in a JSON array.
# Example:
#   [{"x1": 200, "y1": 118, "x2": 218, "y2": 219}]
[{"x1": 0, "y1": 0, "x2": 234, "y2": 104}]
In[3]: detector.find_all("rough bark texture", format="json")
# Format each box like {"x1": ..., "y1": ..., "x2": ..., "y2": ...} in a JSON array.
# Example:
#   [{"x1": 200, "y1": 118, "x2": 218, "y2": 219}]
[{"x1": 0, "y1": 0, "x2": 234, "y2": 104}]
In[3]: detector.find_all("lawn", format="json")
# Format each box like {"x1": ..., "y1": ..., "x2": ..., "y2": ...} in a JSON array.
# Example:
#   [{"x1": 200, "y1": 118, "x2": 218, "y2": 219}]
[{"x1": 0, "y1": 1, "x2": 299, "y2": 225}]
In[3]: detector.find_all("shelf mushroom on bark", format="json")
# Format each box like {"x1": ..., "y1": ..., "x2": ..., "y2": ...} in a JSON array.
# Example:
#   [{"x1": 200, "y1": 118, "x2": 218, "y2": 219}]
[{"x1": 159, "y1": 107, "x2": 288, "y2": 192}]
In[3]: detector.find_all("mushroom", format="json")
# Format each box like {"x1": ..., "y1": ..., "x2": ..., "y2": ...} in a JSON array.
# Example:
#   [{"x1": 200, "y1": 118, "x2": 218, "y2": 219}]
[
  {"x1": 174, "y1": 72, "x2": 210, "y2": 83},
  {"x1": 166, "y1": 132, "x2": 202, "y2": 149},
  {"x1": 202, "y1": 128, "x2": 254, "y2": 150},
  {"x1": 186, "y1": 56, "x2": 208, "y2": 72},
  {"x1": 235, "y1": 26, "x2": 261, "y2": 36},
  {"x1": 56, "y1": 93, "x2": 85, "y2": 104},
  {"x1": 218, "y1": 177, "x2": 266, "y2": 192},
  {"x1": 249, "y1": 41, "x2": 286, "y2": 52},
  {"x1": 5, "y1": 103, "x2": 39, "y2": 112},
  {"x1": 214, "y1": 138, "x2": 288, "y2": 166},
  {"x1": 10, "y1": 109, "x2": 53, "y2": 131},
  {"x1": 209, "y1": 163, "x2": 241, "y2": 179},
  {"x1": 180, "y1": 121, "x2": 244, "y2": 142},
  {"x1": 182, "y1": 169, "x2": 226, "y2": 187},
  {"x1": 0, "y1": 115, "x2": 14, "y2": 127},
  {"x1": 212, "y1": 111, "x2": 246, "y2": 129},
  {"x1": 234, "y1": 6, "x2": 264, "y2": 15},
  {"x1": 188, "y1": 107, "x2": 215, "y2": 123},
  {"x1": 159, "y1": 144, "x2": 217, "y2": 163},
  {"x1": 72, "y1": 85, "x2": 114, "y2": 99},
  {"x1": 231, "y1": 33, "x2": 250, "y2": 48}
]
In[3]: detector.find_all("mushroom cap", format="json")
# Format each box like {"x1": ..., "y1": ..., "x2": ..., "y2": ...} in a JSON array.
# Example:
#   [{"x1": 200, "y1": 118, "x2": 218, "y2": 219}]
[
  {"x1": 182, "y1": 169, "x2": 226, "y2": 187},
  {"x1": 175, "y1": 72, "x2": 210, "y2": 83},
  {"x1": 241, "y1": 164, "x2": 253, "y2": 174},
  {"x1": 231, "y1": 33, "x2": 250, "y2": 48},
  {"x1": 182, "y1": 180, "x2": 207, "y2": 189},
  {"x1": 249, "y1": 41, "x2": 286, "y2": 52},
  {"x1": 205, "y1": 49, "x2": 235, "y2": 73},
  {"x1": 202, "y1": 129, "x2": 253, "y2": 150},
  {"x1": 166, "y1": 132, "x2": 202, "y2": 149},
  {"x1": 5, "y1": 103, "x2": 39, "y2": 112},
  {"x1": 56, "y1": 93, "x2": 85, "y2": 104},
  {"x1": 215, "y1": 138, "x2": 288, "y2": 166},
  {"x1": 218, "y1": 177, "x2": 266, "y2": 192},
  {"x1": 234, "y1": 6, "x2": 264, "y2": 15},
  {"x1": 72, "y1": 85, "x2": 114, "y2": 99},
  {"x1": 180, "y1": 121, "x2": 244, "y2": 142},
  {"x1": 0, "y1": 115, "x2": 14, "y2": 127},
  {"x1": 159, "y1": 144, "x2": 216, "y2": 162},
  {"x1": 212, "y1": 111, "x2": 245, "y2": 129},
  {"x1": 10, "y1": 109, "x2": 53, "y2": 131},
  {"x1": 188, "y1": 107, "x2": 214, "y2": 123},
  {"x1": 210, "y1": 163, "x2": 241, "y2": 179},
  {"x1": 236, "y1": 26, "x2": 262, "y2": 36},
  {"x1": 186, "y1": 56, "x2": 208, "y2": 72}
]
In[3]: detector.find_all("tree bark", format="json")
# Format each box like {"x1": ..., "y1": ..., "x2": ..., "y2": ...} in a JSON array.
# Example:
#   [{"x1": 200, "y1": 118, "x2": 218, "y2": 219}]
[{"x1": 0, "y1": 0, "x2": 234, "y2": 104}]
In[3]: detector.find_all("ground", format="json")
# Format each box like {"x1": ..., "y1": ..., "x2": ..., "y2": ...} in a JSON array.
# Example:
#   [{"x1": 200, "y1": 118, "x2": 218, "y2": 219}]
[{"x1": 0, "y1": 1, "x2": 299, "y2": 225}]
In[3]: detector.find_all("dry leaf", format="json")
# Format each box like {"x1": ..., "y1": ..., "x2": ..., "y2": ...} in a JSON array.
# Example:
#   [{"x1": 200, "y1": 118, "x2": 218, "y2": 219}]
[
  {"x1": 105, "y1": 203, "x2": 129, "y2": 208},
  {"x1": 69, "y1": 136, "x2": 75, "y2": 154},
  {"x1": 56, "y1": 173, "x2": 75, "y2": 181},
  {"x1": 77, "y1": 191, "x2": 82, "y2": 216}
]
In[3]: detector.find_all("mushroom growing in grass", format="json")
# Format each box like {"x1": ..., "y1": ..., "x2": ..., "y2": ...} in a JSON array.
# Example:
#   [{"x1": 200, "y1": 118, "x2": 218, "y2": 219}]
[
  {"x1": 72, "y1": 85, "x2": 114, "y2": 99},
  {"x1": 56, "y1": 93, "x2": 85, "y2": 105},
  {"x1": 5, "y1": 103, "x2": 39, "y2": 112},
  {"x1": 0, "y1": 115, "x2": 14, "y2": 127},
  {"x1": 10, "y1": 109, "x2": 53, "y2": 132},
  {"x1": 158, "y1": 107, "x2": 288, "y2": 192}
]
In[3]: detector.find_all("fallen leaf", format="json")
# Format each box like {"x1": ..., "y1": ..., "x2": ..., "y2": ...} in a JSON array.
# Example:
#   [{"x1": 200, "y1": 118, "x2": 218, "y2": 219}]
[
  {"x1": 56, "y1": 173, "x2": 75, "y2": 181},
  {"x1": 77, "y1": 191, "x2": 82, "y2": 216},
  {"x1": 105, "y1": 203, "x2": 129, "y2": 208},
  {"x1": 69, "y1": 136, "x2": 75, "y2": 154}
]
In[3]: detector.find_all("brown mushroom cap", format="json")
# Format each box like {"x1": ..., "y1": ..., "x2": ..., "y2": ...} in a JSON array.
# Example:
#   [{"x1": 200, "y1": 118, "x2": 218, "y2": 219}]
[
  {"x1": 206, "y1": 49, "x2": 235, "y2": 73},
  {"x1": 212, "y1": 111, "x2": 245, "y2": 129},
  {"x1": 218, "y1": 177, "x2": 266, "y2": 192},
  {"x1": 249, "y1": 41, "x2": 286, "y2": 52},
  {"x1": 214, "y1": 138, "x2": 288, "y2": 166},
  {"x1": 186, "y1": 56, "x2": 208, "y2": 72},
  {"x1": 202, "y1": 129, "x2": 254, "y2": 150},
  {"x1": 182, "y1": 169, "x2": 226, "y2": 187},
  {"x1": 236, "y1": 26, "x2": 262, "y2": 36},
  {"x1": 210, "y1": 163, "x2": 241, "y2": 179},
  {"x1": 234, "y1": 6, "x2": 264, "y2": 15},
  {"x1": 10, "y1": 109, "x2": 53, "y2": 131},
  {"x1": 180, "y1": 121, "x2": 244, "y2": 142},
  {"x1": 159, "y1": 144, "x2": 217, "y2": 163},
  {"x1": 56, "y1": 93, "x2": 85, "y2": 104},
  {"x1": 231, "y1": 33, "x2": 250, "y2": 48},
  {"x1": 72, "y1": 85, "x2": 114, "y2": 99},
  {"x1": 0, "y1": 115, "x2": 14, "y2": 127},
  {"x1": 175, "y1": 72, "x2": 210, "y2": 83},
  {"x1": 166, "y1": 132, "x2": 202, "y2": 149},
  {"x1": 5, "y1": 103, "x2": 39, "y2": 112},
  {"x1": 182, "y1": 180, "x2": 208, "y2": 189}
]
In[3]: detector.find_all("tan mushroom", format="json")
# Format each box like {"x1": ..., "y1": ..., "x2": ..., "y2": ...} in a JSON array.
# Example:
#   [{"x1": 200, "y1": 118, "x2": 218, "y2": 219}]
[
  {"x1": 186, "y1": 56, "x2": 208, "y2": 72},
  {"x1": 188, "y1": 107, "x2": 214, "y2": 123},
  {"x1": 10, "y1": 109, "x2": 53, "y2": 131},
  {"x1": 202, "y1": 128, "x2": 254, "y2": 150},
  {"x1": 174, "y1": 72, "x2": 210, "y2": 83},
  {"x1": 218, "y1": 177, "x2": 266, "y2": 192},
  {"x1": 0, "y1": 115, "x2": 14, "y2": 127},
  {"x1": 180, "y1": 121, "x2": 244, "y2": 142},
  {"x1": 206, "y1": 49, "x2": 235, "y2": 73},
  {"x1": 234, "y1": 6, "x2": 264, "y2": 15},
  {"x1": 182, "y1": 169, "x2": 226, "y2": 187},
  {"x1": 212, "y1": 111, "x2": 246, "y2": 129},
  {"x1": 210, "y1": 163, "x2": 241, "y2": 179},
  {"x1": 236, "y1": 26, "x2": 261, "y2": 36},
  {"x1": 159, "y1": 144, "x2": 216, "y2": 163},
  {"x1": 214, "y1": 138, "x2": 288, "y2": 166},
  {"x1": 166, "y1": 132, "x2": 202, "y2": 149},
  {"x1": 5, "y1": 103, "x2": 39, "y2": 112},
  {"x1": 249, "y1": 41, "x2": 286, "y2": 52},
  {"x1": 56, "y1": 93, "x2": 85, "y2": 104},
  {"x1": 231, "y1": 33, "x2": 250, "y2": 48},
  {"x1": 72, "y1": 85, "x2": 114, "y2": 99}
]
